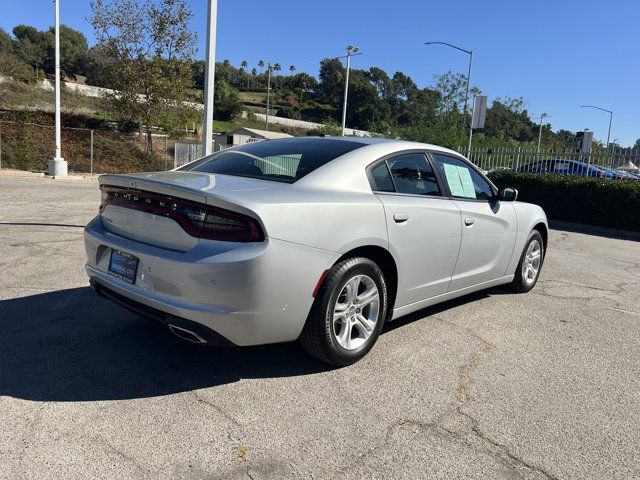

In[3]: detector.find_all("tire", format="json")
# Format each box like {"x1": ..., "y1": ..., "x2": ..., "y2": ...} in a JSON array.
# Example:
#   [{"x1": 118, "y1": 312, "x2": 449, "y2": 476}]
[
  {"x1": 510, "y1": 229, "x2": 544, "y2": 293},
  {"x1": 299, "y1": 257, "x2": 387, "y2": 367}
]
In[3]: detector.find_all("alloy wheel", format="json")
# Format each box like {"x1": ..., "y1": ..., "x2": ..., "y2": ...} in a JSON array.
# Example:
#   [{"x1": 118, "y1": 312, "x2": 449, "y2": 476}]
[{"x1": 332, "y1": 274, "x2": 380, "y2": 350}]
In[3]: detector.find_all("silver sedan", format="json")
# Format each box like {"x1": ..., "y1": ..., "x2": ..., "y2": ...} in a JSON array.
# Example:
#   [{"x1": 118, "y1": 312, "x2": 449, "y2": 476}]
[{"x1": 84, "y1": 137, "x2": 547, "y2": 366}]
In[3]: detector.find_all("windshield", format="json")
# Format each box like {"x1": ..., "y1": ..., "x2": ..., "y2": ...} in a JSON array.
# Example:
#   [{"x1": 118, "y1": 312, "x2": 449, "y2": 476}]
[{"x1": 179, "y1": 137, "x2": 366, "y2": 183}]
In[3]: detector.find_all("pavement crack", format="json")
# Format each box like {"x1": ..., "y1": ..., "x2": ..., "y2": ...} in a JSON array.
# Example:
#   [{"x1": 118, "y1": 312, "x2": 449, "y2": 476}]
[
  {"x1": 432, "y1": 316, "x2": 495, "y2": 405},
  {"x1": 192, "y1": 391, "x2": 242, "y2": 428}
]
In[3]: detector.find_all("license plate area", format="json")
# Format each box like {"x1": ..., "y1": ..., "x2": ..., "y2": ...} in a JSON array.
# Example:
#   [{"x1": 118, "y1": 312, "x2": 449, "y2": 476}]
[{"x1": 108, "y1": 249, "x2": 139, "y2": 284}]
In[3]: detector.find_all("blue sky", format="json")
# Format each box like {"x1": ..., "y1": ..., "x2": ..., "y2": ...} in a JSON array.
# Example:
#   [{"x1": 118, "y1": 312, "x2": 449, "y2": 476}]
[{"x1": 2, "y1": 0, "x2": 639, "y2": 145}]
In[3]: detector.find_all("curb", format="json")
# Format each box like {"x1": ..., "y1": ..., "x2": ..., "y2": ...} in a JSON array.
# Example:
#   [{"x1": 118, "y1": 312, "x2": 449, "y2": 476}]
[{"x1": 550, "y1": 220, "x2": 640, "y2": 241}]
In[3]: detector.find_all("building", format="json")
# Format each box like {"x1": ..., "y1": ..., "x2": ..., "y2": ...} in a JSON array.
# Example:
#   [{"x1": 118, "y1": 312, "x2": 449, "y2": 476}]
[{"x1": 216, "y1": 128, "x2": 292, "y2": 151}]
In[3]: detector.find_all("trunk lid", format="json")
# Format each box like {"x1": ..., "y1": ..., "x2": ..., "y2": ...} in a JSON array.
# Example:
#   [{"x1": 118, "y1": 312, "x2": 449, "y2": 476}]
[{"x1": 98, "y1": 171, "x2": 279, "y2": 250}]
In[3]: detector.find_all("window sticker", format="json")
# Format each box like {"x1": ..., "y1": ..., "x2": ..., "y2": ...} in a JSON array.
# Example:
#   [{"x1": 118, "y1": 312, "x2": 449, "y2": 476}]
[
  {"x1": 458, "y1": 167, "x2": 476, "y2": 198},
  {"x1": 443, "y1": 163, "x2": 465, "y2": 197},
  {"x1": 443, "y1": 164, "x2": 476, "y2": 199}
]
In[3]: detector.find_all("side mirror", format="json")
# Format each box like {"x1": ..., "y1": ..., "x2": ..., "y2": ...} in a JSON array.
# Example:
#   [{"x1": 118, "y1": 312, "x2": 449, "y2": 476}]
[{"x1": 498, "y1": 187, "x2": 518, "y2": 202}]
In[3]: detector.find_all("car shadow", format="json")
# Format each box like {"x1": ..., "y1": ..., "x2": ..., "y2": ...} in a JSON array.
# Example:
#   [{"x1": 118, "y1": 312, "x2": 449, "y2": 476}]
[
  {"x1": 0, "y1": 287, "x2": 330, "y2": 402},
  {"x1": 0, "y1": 285, "x2": 510, "y2": 403}
]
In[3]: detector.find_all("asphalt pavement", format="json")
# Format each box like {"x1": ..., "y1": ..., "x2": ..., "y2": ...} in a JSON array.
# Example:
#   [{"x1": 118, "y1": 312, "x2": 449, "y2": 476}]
[{"x1": 1, "y1": 172, "x2": 638, "y2": 479}]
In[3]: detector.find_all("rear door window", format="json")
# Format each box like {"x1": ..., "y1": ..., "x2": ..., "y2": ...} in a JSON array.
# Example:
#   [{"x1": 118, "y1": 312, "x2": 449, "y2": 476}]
[
  {"x1": 386, "y1": 153, "x2": 440, "y2": 196},
  {"x1": 370, "y1": 162, "x2": 395, "y2": 192}
]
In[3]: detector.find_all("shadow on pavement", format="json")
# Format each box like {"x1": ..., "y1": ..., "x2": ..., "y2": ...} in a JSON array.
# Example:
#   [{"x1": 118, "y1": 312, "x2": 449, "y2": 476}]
[
  {"x1": 0, "y1": 285, "x2": 507, "y2": 402},
  {"x1": 0, "y1": 287, "x2": 328, "y2": 402}
]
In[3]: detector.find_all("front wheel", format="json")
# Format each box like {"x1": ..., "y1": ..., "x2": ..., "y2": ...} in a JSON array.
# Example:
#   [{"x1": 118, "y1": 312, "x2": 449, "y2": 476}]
[
  {"x1": 510, "y1": 230, "x2": 544, "y2": 293},
  {"x1": 299, "y1": 257, "x2": 387, "y2": 367}
]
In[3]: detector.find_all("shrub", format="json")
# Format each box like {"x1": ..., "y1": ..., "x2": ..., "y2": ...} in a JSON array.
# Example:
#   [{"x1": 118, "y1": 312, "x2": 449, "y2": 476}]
[{"x1": 488, "y1": 171, "x2": 640, "y2": 232}]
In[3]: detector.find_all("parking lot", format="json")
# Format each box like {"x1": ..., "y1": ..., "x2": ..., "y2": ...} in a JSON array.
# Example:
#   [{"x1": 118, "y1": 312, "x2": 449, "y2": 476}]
[{"x1": 1, "y1": 171, "x2": 639, "y2": 480}]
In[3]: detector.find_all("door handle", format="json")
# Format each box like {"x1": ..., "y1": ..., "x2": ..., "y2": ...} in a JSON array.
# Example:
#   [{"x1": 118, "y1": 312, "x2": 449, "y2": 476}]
[
  {"x1": 464, "y1": 217, "x2": 475, "y2": 226},
  {"x1": 393, "y1": 213, "x2": 409, "y2": 223}
]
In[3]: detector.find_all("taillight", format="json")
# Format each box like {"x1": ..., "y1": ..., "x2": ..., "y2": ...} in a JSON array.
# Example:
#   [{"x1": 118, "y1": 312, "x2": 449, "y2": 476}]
[
  {"x1": 181, "y1": 204, "x2": 264, "y2": 242},
  {"x1": 100, "y1": 185, "x2": 264, "y2": 242}
]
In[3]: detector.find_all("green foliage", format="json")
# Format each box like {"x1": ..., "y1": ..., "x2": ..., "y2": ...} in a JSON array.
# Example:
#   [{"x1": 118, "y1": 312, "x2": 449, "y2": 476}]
[
  {"x1": 214, "y1": 78, "x2": 243, "y2": 121},
  {"x1": 488, "y1": 172, "x2": 640, "y2": 231},
  {"x1": 90, "y1": 0, "x2": 197, "y2": 151},
  {"x1": 12, "y1": 25, "x2": 51, "y2": 70},
  {"x1": 45, "y1": 25, "x2": 88, "y2": 78},
  {"x1": 0, "y1": 28, "x2": 12, "y2": 54},
  {"x1": 0, "y1": 51, "x2": 34, "y2": 82}
]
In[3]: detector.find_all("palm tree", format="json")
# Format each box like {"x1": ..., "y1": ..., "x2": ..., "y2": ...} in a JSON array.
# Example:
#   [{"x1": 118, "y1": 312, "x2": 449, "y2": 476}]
[
  {"x1": 273, "y1": 63, "x2": 282, "y2": 90},
  {"x1": 258, "y1": 59, "x2": 264, "y2": 74},
  {"x1": 251, "y1": 67, "x2": 257, "y2": 89},
  {"x1": 223, "y1": 59, "x2": 231, "y2": 66},
  {"x1": 289, "y1": 64, "x2": 296, "y2": 75},
  {"x1": 240, "y1": 60, "x2": 249, "y2": 88}
]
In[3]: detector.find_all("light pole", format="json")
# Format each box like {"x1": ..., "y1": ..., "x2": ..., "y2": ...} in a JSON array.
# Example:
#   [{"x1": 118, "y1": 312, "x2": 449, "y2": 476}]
[
  {"x1": 536, "y1": 113, "x2": 550, "y2": 155},
  {"x1": 425, "y1": 41, "x2": 473, "y2": 147},
  {"x1": 48, "y1": 0, "x2": 67, "y2": 177},
  {"x1": 341, "y1": 45, "x2": 359, "y2": 136},
  {"x1": 265, "y1": 62, "x2": 272, "y2": 130},
  {"x1": 202, "y1": 0, "x2": 217, "y2": 156},
  {"x1": 580, "y1": 104, "x2": 613, "y2": 154}
]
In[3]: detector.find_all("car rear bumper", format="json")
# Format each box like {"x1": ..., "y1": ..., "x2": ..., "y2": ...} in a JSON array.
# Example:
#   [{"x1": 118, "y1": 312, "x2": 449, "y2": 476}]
[
  {"x1": 84, "y1": 215, "x2": 339, "y2": 346},
  {"x1": 90, "y1": 278, "x2": 234, "y2": 345}
]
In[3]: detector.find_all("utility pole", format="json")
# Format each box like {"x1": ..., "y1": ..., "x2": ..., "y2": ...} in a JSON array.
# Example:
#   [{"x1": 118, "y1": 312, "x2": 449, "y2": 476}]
[
  {"x1": 536, "y1": 113, "x2": 549, "y2": 155},
  {"x1": 341, "y1": 45, "x2": 359, "y2": 136},
  {"x1": 425, "y1": 41, "x2": 473, "y2": 149},
  {"x1": 48, "y1": 0, "x2": 67, "y2": 177},
  {"x1": 580, "y1": 105, "x2": 613, "y2": 168},
  {"x1": 265, "y1": 62, "x2": 271, "y2": 130},
  {"x1": 202, "y1": 0, "x2": 217, "y2": 156}
]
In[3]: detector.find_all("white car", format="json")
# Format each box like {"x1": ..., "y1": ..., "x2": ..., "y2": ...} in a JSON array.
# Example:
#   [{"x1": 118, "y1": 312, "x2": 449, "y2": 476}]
[{"x1": 84, "y1": 137, "x2": 547, "y2": 366}]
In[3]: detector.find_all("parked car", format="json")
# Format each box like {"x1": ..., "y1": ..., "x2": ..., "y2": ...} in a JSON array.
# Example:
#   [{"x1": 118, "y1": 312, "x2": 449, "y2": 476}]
[
  {"x1": 515, "y1": 159, "x2": 614, "y2": 178},
  {"x1": 85, "y1": 137, "x2": 548, "y2": 366}
]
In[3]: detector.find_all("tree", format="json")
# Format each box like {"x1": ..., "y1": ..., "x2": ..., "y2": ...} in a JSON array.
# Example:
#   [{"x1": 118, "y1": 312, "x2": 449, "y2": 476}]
[
  {"x1": 634, "y1": 138, "x2": 640, "y2": 151},
  {"x1": 46, "y1": 25, "x2": 89, "y2": 78},
  {"x1": 272, "y1": 62, "x2": 281, "y2": 89},
  {"x1": 0, "y1": 28, "x2": 12, "y2": 54},
  {"x1": 12, "y1": 25, "x2": 51, "y2": 71},
  {"x1": 91, "y1": 0, "x2": 197, "y2": 151},
  {"x1": 214, "y1": 77, "x2": 242, "y2": 120},
  {"x1": 241, "y1": 59, "x2": 248, "y2": 69},
  {"x1": 289, "y1": 64, "x2": 295, "y2": 75},
  {"x1": 318, "y1": 57, "x2": 344, "y2": 106},
  {"x1": 258, "y1": 59, "x2": 264, "y2": 73}
]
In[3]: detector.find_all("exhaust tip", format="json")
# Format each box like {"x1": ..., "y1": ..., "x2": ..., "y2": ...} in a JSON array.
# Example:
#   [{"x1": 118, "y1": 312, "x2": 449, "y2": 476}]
[{"x1": 168, "y1": 324, "x2": 207, "y2": 344}]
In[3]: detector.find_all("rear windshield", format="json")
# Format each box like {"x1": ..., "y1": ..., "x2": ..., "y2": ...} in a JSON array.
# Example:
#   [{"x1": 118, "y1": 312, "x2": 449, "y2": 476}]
[{"x1": 179, "y1": 137, "x2": 365, "y2": 183}]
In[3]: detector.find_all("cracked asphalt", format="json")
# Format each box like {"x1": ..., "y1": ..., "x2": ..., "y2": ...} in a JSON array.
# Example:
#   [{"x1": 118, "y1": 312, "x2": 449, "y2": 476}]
[{"x1": 1, "y1": 172, "x2": 639, "y2": 479}]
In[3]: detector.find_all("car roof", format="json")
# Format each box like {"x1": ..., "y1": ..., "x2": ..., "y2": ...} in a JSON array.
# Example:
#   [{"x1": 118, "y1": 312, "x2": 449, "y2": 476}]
[{"x1": 279, "y1": 135, "x2": 463, "y2": 157}]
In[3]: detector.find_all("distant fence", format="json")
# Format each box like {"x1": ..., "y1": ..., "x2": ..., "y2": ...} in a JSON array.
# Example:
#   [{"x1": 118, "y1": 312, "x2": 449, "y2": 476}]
[
  {"x1": 459, "y1": 146, "x2": 640, "y2": 180},
  {"x1": 173, "y1": 142, "x2": 203, "y2": 169},
  {"x1": 0, "y1": 120, "x2": 182, "y2": 174}
]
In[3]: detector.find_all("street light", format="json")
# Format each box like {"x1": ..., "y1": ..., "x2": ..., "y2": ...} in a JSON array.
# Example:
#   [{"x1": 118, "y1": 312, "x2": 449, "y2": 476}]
[
  {"x1": 341, "y1": 45, "x2": 359, "y2": 136},
  {"x1": 49, "y1": 0, "x2": 67, "y2": 177},
  {"x1": 202, "y1": 0, "x2": 217, "y2": 155},
  {"x1": 265, "y1": 62, "x2": 272, "y2": 130},
  {"x1": 580, "y1": 105, "x2": 613, "y2": 152},
  {"x1": 425, "y1": 41, "x2": 473, "y2": 154},
  {"x1": 535, "y1": 113, "x2": 551, "y2": 155}
]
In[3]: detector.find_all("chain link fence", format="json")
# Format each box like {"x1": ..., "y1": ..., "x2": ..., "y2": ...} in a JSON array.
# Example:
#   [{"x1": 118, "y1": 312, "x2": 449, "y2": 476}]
[
  {"x1": 0, "y1": 120, "x2": 184, "y2": 174},
  {"x1": 460, "y1": 146, "x2": 640, "y2": 180}
]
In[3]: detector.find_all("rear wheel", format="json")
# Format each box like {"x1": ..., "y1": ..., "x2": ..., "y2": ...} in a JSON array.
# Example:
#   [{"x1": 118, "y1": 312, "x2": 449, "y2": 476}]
[
  {"x1": 510, "y1": 230, "x2": 544, "y2": 293},
  {"x1": 300, "y1": 257, "x2": 387, "y2": 367}
]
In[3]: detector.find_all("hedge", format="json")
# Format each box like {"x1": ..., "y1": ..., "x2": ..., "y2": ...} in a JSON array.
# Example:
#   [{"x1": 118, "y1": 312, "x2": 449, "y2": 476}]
[{"x1": 488, "y1": 171, "x2": 640, "y2": 232}]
